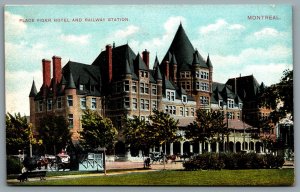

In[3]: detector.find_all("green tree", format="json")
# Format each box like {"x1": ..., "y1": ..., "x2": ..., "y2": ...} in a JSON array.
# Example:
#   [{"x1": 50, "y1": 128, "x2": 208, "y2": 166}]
[
  {"x1": 185, "y1": 109, "x2": 228, "y2": 152},
  {"x1": 123, "y1": 116, "x2": 154, "y2": 156},
  {"x1": 6, "y1": 113, "x2": 41, "y2": 155},
  {"x1": 148, "y1": 110, "x2": 179, "y2": 169},
  {"x1": 38, "y1": 115, "x2": 70, "y2": 155},
  {"x1": 80, "y1": 110, "x2": 118, "y2": 153}
]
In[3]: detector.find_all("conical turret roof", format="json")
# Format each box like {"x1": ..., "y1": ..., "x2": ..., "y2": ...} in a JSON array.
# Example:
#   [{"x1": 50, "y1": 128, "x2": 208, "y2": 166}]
[
  {"x1": 162, "y1": 24, "x2": 195, "y2": 70},
  {"x1": 66, "y1": 71, "x2": 76, "y2": 89},
  {"x1": 29, "y1": 80, "x2": 37, "y2": 97}
]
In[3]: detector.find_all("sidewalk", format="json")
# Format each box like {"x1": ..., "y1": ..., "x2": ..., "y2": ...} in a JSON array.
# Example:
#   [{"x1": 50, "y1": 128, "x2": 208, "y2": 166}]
[{"x1": 7, "y1": 161, "x2": 184, "y2": 184}]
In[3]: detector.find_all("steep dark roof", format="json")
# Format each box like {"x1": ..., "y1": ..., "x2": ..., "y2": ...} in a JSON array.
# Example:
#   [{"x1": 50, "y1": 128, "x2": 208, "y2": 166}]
[
  {"x1": 195, "y1": 50, "x2": 207, "y2": 68},
  {"x1": 206, "y1": 54, "x2": 213, "y2": 68},
  {"x1": 66, "y1": 71, "x2": 76, "y2": 89},
  {"x1": 162, "y1": 24, "x2": 196, "y2": 72},
  {"x1": 154, "y1": 65, "x2": 163, "y2": 80},
  {"x1": 92, "y1": 44, "x2": 138, "y2": 81},
  {"x1": 125, "y1": 60, "x2": 132, "y2": 75},
  {"x1": 163, "y1": 76, "x2": 176, "y2": 90},
  {"x1": 153, "y1": 55, "x2": 160, "y2": 70},
  {"x1": 134, "y1": 53, "x2": 148, "y2": 71},
  {"x1": 29, "y1": 80, "x2": 37, "y2": 97},
  {"x1": 170, "y1": 53, "x2": 177, "y2": 65},
  {"x1": 226, "y1": 75, "x2": 260, "y2": 101}
]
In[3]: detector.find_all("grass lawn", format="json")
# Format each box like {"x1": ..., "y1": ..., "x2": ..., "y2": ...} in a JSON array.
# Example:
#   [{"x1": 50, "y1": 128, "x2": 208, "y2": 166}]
[{"x1": 11, "y1": 169, "x2": 294, "y2": 186}]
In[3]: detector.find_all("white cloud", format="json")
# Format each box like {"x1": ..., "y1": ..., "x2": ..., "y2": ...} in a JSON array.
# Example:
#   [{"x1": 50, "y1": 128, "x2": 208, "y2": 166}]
[
  {"x1": 199, "y1": 19, "x2": 245, "y2": 34},
  {"x1": 129, "y1": 16, "x2": 186, "y2": 67},
  {"x1": 60, "y1": 34, "x2": 91, "y2": 45},
  {"x1": 254, "y1": 27, "x2": 281, "y2": 38},
  {"x1": 228, "y1": 24, "x2": 245, "y2": 30},
  {"x1": 113, "y1": 25, "x2": 139, "y2": 39},
  {"x1": 5, "y1": 11, "x2": 27, "y2": 37},
  {"x1": 210, "y1": 45, "x2": 292, "y2": 86},
  {"x1": 6, "y1": 70, "x2": 43, "y2": 115},
  {"x1": 200, "y1": 19, "x2": 227, "y2": 34}
]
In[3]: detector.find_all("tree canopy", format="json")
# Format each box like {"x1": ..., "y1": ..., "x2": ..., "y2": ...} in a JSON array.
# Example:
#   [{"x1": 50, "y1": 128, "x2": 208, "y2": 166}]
[
  {"x1": 123, "y1": 116, "x2": 154, "y2": 153},
  {"x1": 80, "y1": 110, "x2": 118, "y2": 152},
  {"x1": 6, "y1": 113, "x2": 31, "y2": 155},
  {"x1": 184, "y1": 109, "x2": 227, "y2": 144},
  {"x1": 148, "y1": 110, "x2": 180, "y2": 145},
  {"x1": 37, "y1": 114, "x2": 70, "y2": 155}
]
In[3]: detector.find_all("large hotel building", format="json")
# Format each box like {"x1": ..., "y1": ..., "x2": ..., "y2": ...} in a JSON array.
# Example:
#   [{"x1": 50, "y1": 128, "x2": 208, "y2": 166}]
[{"x1": 29, "y1": 24, "x2": 275, "y2": 157}]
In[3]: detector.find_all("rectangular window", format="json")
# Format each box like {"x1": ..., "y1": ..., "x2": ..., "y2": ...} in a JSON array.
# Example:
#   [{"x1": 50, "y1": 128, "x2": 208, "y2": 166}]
[
  {"x1": 182, "y1": 95, "x2": 187, "y2": 103},
  {"x1": 67, "y1": 95, "x2": 73, "y2": 107},
  {"x1": 196, "y1": 82, "x2": 200, "y2": 90},
  {"x1": 180, "y1": 107, "x2": 183, "y2": 116},
  {"x1": 196, "y1": 71, "x2": 200, "y2": 78},
  {"x1": 191, "y1": 108, "x2": 195, "y2": 116},
  {"x1": 68, "y1": 114, "x2": 73, "y2": 128},
  {"x1": 219, "y1": 100, "x2": 223, "y2": 107},
  {"x1": 152, "y1": 85, "x2": 157, "y2": 95},
  {"x1": 57, "y1": 97, "x2": 62, "y2": 109},
  {"x1": 145, "y1": 100, "x2": 150, "y2": 110},
  {"x1": 47, "y1": 99, "x2": 52, "y2": 111},
  {"x1": 186, "y1": 82, "x2": 190, "y2": 90},
  {"x1": 167, "y1": 91, "x2": 171, "y2": 100},
  {"x1": 124, "y1": 97, "x2": 130, "y2": 109},
  {"x1": 185, "y1": 72, "x2": 190, "y2": 78},
  {"x1": 124, "y1": 80, "x2": 130, "y2": 92},
  {"x1": 180, "y1": 72, "x2": 185, "y2": 78},
  {"x1": 200, "y1": 96, "x2": 209, "y2": 105},
  {"x1": 132, "y1": 98, "x2": 137, "y2": 109},
  {"x1": 152, "y1": 100, "x2": 157, "y2": 110},
  {"x1": 38, "y1": 101, "x2": 43, "y2": 112},
  {"x1": 165, "y1": 105, "x2": 169, "y2": 113},
  {"x1": 228, "y1": 99, "x2": 234, "y2": 108},
  {"x1": 140, "y1": 99, "x2": 145, "y2": 110},
  {"x1": 80, "y1": 98, "x2": 86, "y2": 109},
  {"x1": 172, "y1": 106, "x2": 176, "y2": 115},
  {"x1": 91, "y1": 98, "x2": 97, "y2": 109},
  {"x1": 79, "y1": 84, "x2": 84, "y2": 91},
  {"x1": 185, "y1": 108, "x2": 189, "y2": 116},
  {"x1": 145, "y1": 71, "x2": 148, "y2": 78},
  {"x1": 171, "y1": 92, "x2": 175, "y2": 101},
  {"x1": 145, "y1": 83, "x2": 149, "y2": 94},
  {"x1": 140, "y1": 83, "x2": 145, "y2": 94},
  {"x1": 201, "y1": 82, "x2": 209, "y2": 91},
  {"x1": 132, "y1": 82, "x2": 137, "y2": 93}
]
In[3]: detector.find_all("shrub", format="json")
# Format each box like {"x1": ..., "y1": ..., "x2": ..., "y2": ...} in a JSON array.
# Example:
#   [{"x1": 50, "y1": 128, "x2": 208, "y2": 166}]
[
  {"x1": 265, "y1": 154, "x2": 285, "y2": 168},
  {"x1": 7, "y1": 156, "x2": 22, "y2": 175},
  {"x1": 183, "y1": 153, "x2": 224, "y2": 171}
]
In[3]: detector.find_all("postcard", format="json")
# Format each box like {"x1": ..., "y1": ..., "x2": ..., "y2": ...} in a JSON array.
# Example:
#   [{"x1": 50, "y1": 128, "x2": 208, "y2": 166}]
[{"x1": 5, "y1": 4, "x2": 294, "y2": 186}]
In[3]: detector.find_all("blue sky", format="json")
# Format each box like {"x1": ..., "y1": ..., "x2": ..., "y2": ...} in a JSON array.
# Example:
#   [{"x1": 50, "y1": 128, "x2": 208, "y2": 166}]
[{"x1": 5, "y1": 5, "x2": 293, "y2": 115}]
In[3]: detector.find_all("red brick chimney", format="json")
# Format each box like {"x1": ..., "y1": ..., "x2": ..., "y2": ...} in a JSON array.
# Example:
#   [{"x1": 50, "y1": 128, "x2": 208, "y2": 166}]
[
  {"x1": 42, "y1": 59, "x2": 51, "y2": 88},
  {"x1": 52, "y1": 56, "x2": 62, "y2": 84},
  {"x1": 106, "y1": 44, "x2": 113, "y2": 83},
  {"x1": 142, "y1": 49, "x2": 149, "y2": 69},
  {"x1": 42, "y1": 59, "x2": 51, "y2": 98},
  {"x1": 165, "y1": 61, "x2": 169, "y2": 80}
]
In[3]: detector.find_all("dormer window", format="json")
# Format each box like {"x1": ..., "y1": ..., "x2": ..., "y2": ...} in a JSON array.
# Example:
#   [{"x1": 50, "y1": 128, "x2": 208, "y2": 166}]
[
  {"x1": 239, "y1": 103, "x2": 243, "y2": 109},
  {"x1": 219, "y1": 100, "x2": 223, "y2": 107},
  {"x1": 227, "y1": 99, "x2": 234, "y2": 109},
  {"x1": 166, "y1": 90, "x2": 175, "y2": 101},
  {"x1": 182, "y1": 95, "x2": 187, "y2": 103},
  {"x1": 79, "y1": 84, "x2": 84, "y2": 91},
  {"x1": 140, "y1": 71, "x2": 148, "y2": 78}
]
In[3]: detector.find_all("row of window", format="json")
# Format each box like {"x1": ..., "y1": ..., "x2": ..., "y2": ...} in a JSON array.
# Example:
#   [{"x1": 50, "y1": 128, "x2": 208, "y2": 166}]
[
  {"x1": 113, "y1": 81, "x2": 157, "y2": 95},
  {"x1": 180, "y1": 71, "x2": 210, "y2": 79},
  {"x1": 218, "y1": 100, "x2": 243, "y2": 109},
  {"x1": 195, "y1": 71, "x2": 209, "y2": 80},
  {"x1": 36, "y1": 96, "x2": 98, "y2": 112},
  {"x1": 165, "y1": 105, "x2": 195, "y2": 116},
  {"x1": 127, "y1": 97, "x2": 157, "y2": 111},
  {"x1": 195, "y1": 82, "x2": 209, "y2": 92}
]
